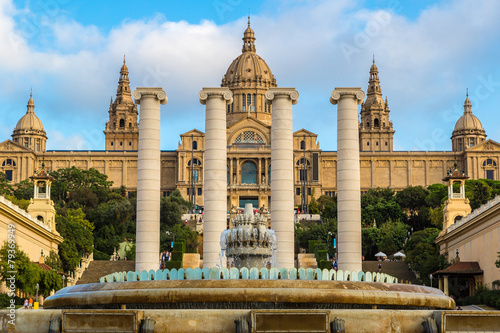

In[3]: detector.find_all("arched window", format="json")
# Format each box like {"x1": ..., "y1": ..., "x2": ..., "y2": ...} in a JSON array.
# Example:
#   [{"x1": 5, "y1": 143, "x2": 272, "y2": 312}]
[
  {"x1": 188, "y1": 159, "x2": 201, "y2": 166},
  {"x1": 119, "y1": 119, "x2": 125, "y2": 128},
  {"x1": 295, "y1": 158, "x2": 310, "y2": 166},
  {"x1": 366, "y1": 121, "x2": 370, "y2": 127},
  {"x1": 300, "y1": 141, "x2": 305, "y2": 150},
  {"x1": 192, "y1": 141, "x2": 198, "y2": 150},
  {"x1": 2, "y1": 159, "x2": 15, "y2": 167},
  {"x1": 242, "y1": 94, "x2": 246, "y2": 112},
  {"x1": 129, "y1": 122, "x2": 132, "y2": 128},
  {"x1": 241, "y1": 162, "x2": 257, "y2": 184},
  {"x1": 374, "y1": 118, "x2": 379, "y2": 127},
  {"x1": 483, "y1": 159, "x2": 497, "y2": 166},
  {"x1": 233, "y1": 131, "x2": 265, "y2": 144}
]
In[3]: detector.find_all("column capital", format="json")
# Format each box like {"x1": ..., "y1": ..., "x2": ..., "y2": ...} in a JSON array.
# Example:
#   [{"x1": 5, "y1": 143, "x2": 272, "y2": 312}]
[
  {"x1": 199, "y1": 87, "x2": 233, "y2": 105},
  {"x1": 330, "y1": 87, "x2": 365, "y2": 105},
  {"x1": 265, "y1": 87, "x2": 299, "y2": 105},
  {"x1": 132, "y1": 87, "x2": 168, "y2": 105}
]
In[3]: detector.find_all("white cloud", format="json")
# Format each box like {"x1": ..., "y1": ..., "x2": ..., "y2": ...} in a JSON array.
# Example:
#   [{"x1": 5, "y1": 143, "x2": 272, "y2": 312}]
[{"x1": 0, "y1": 0, "x2": 499, "y2": 151}]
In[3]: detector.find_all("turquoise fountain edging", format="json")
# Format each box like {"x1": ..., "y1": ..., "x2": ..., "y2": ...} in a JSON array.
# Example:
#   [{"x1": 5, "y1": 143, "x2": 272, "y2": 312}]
[{"x1": 99, "y1": 267, "x2": 398, "y2": 284}]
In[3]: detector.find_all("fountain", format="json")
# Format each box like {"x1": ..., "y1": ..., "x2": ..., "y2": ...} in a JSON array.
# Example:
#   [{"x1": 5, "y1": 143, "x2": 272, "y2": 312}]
[
  {"x1": 221, "y1": 203, "x2": 277, "y2": 269},
  {"x1": 3, "y1": 87, "x2": 474, "y2": 333}
]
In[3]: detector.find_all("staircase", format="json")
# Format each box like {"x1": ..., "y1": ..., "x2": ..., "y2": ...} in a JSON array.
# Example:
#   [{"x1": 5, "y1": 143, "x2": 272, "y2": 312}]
[
  {"x1": 76, "y1": 260, "x2": 136, "y2": 285},
  {"x1": 362, "y1": 261, "x2": 418, "y2": 284}
]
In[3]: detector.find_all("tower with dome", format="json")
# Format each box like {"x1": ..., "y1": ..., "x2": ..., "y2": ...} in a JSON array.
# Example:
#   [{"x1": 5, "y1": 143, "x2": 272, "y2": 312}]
[{"x1": 1, "y1": 20, "x2": 500, "y2": 209}]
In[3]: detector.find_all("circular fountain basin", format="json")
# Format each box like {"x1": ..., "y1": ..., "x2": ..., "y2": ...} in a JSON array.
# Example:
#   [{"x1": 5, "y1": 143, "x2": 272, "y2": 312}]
[{"x1": 44, "y1": 280, "x2": 454, "y2": 310}]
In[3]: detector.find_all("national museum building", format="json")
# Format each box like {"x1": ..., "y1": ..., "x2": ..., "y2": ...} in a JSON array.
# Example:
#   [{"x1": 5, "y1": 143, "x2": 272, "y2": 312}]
[{"x1": 1, "y1": 22, "x2": 500, "y2": 210}]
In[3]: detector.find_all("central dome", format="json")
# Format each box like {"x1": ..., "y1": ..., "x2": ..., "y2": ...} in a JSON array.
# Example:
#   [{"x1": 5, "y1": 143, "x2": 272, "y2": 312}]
[
  {"x1": 223, "y1": 18, "x2": 277, "y2": 128},
  {"x1": 222, "y1": 18, "x2": 276, "y2": 90},
  {"x1": 14, "y1": 94, "x2": 45, "y2": 133}
]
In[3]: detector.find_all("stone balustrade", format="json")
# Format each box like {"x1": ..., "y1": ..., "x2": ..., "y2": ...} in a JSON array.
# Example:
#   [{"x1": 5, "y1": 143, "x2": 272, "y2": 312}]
[{"x1": 99, "y1": 267, "x2": 398, "y2": 284}]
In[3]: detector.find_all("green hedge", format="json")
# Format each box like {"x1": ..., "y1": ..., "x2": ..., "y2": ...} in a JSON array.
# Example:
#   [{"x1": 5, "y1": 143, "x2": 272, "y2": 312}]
[
  {"x1": 459, "y1": 290, "x2": 500, "y2": 309},
  {"x1": 319, "y1": 260, "x2": 333, "y2": 270},
  {"x1": 308, "y1": 240, "x2": 319, "y2": 254},
  {"x1": 316, "y1": 250, "x2": 328, "y2": 262},
  {"x1": 173, "y1": 240, "x2": 186, "y2": 253},
  {"x1": 171, "y1": 252, "x2": 183, "y2": 262},
  {"x1": 164, "y1": 261, "x2": 182, "y2": 270}
]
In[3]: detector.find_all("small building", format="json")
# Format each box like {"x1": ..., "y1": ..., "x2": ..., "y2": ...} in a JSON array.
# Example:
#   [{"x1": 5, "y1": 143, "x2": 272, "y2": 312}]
[{"x1": 435, "y1": 168, "x2": 500, "y2": 295}]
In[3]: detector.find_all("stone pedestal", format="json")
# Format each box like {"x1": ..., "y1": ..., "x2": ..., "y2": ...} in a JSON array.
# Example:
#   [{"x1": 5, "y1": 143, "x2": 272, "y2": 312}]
[
  {"x1": 199, "y1": 88, "x2": 233, "y2": 268},
  {"x1": 330, "y1": 88, "x2": 365, "y2": 273},
  {"x1": 133, "y1": 88, "x2": 167, "y2": 272},
  {"x1": 265, "y1": 88, "x2": 299, "y2": 269}
]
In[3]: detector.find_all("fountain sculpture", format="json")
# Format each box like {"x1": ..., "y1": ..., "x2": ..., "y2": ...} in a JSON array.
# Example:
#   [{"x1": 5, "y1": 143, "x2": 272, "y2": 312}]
[{"x1": 221, "y1": 203, "x2": 277, "y2": 269}]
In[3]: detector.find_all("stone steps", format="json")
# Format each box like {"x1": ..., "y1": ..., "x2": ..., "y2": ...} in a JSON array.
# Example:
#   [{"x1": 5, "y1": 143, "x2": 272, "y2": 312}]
[{"x1": 76, "y1": 260, "x2": 136, "y2": 285}]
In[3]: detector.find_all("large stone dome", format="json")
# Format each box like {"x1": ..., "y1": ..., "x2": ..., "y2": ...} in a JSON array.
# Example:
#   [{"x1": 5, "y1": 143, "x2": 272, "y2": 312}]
[
  {"x1": 452, "y1": 94, "x2": 485, "y2": 136},
  {"x1": 13, "y1": 93, "x2": 45, "y2": 134},
  {"x1": 221, "y1": 18, "x2": 276, "y2": 90}
]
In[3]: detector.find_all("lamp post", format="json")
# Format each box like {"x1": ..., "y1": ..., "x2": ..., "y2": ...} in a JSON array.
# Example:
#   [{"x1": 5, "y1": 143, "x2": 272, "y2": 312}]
[
  {"x1": 62, "y1": 275, "x2": 66, "y2": 288},
  {"x1": 166, "y1": 231, "x2": 175, "y2": 249},
  {"x1": 36, "y1": 283, "x2": 39, "y2": 305}
]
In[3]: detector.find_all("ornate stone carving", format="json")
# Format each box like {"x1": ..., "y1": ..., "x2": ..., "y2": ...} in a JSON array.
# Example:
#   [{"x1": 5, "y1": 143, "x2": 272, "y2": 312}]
[
  {"x1": 132, "y1": 88, "x2": 168, "y2": 105},
  {"x1": 330, "y1": 88, "x2": 365, "y2": 105},
  {"x1": 265, "y1": 88, "x2": 299, "y2": 105},
  {"x1": 199, "y1": 88, "x2": 233, "y2": 105}
]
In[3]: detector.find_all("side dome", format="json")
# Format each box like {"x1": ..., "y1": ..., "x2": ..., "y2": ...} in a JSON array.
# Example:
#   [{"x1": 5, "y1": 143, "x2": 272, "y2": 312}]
[
  {"x1": 452, "y1": 94, "x2": 485, "y2": 135},
  {"x1": 14, "y1": 93, "x2": 46, "y2": 134}
]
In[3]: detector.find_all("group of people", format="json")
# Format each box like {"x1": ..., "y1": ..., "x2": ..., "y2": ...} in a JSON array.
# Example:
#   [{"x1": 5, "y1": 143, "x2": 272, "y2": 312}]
[
  {"x1": 160, "y1": 250, "x2": 171, "y2": 269},
  {"x1": 23, "y1": 298, "x2": 34, "y2": 309}
]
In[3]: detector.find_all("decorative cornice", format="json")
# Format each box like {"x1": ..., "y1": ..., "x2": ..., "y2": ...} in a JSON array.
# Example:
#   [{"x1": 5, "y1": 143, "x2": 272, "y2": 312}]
[
  {"x1": 265, "y1": 88, "x2": 299, "y2": 105},
  {"x1": 330, "y1": 88, "x2": 365, "y2": 105},
  {"x1": 199, "y1": 88, "x2": 233, "y2": 105},
  {"x1": 132, "y1": 88, "x2": 168, "y2": 105}
]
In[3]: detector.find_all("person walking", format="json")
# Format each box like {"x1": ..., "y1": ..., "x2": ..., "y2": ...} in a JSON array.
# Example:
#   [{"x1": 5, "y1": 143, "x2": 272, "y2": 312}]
[
  {"x1": 378, "y1": 263, "x2": 382, "y2": 272},
  {"x1": 23, "y1": 298, "x2": 28, "y2": 309}
]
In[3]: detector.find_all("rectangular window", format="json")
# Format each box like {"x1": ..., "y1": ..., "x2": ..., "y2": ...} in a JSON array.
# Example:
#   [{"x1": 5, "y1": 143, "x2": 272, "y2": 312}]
[
  {"x1": 308, "y1": 188, "x2": 311, "y2": 195},
  {"x1": 111, "y1": 142, "x2": 114, "y2": 146},
  {"x1": 296, "y1": 188, "x2": 300, "y2": 196},
  {"x1": 197, "y1": 188, "x2": 202, "y2": 195},
  {"x1": 385, "y1": 142, "x2": 388, "y2": 146},
  {"x1": 192, "y1": 170, "x2": 199, "y2": 181},
  {"x1": 120, "y1": 142, "x2": 123, "y2": 146},
  {"x1": 5, "y1": 170, "x2": 12, "y2": 181},
  {"x1": 367, "y1": 142, "x2": 369, "y2": 146},
  {"x1": 486, "y1": 170, "x2": 494, "y2": 180},
  {"x1": 247, "y1": 94, "x2": 251, "y2": 111},
  {"x1": 312, "y1": 153, "x2": 319, "y2": 181},
  {"x1": 187, "y1": 188, "x2": 190, "y2": 195},
  {"x1": 129, "y1": 142, "x2": 132, "y2": 146},
  {"x1": 242, "y1": 94, "x2": 246, "y2": 112},
  {"x1": 252, "y1": 94, "x2": 256, "y2": 111},
  {"x1": 300, "y1": 169, "x2": 308, "y2": 181}
]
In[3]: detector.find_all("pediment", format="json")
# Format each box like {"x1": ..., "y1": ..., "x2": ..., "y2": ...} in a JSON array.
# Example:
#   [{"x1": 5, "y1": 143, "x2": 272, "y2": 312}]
[
  {"x1": 294, "y1": 128, "x2": 318, "y2": 137},
  {"x1": 0, "y1": 139, "x2": 32, "y2": 152},
  {"x1": 179, "y1": 129, "x2": 205, "y2": 137},
  {"x1": 466, "y1": 139, "x2": 500, "y2": 152},
  {"x1": 228, "y1": 116, "x2": 270, "y2": 132}
]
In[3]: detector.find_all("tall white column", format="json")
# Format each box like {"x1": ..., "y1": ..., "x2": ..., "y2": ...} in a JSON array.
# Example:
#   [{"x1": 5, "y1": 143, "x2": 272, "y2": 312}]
[
  {"x1": 265, "y1": 88, "x2": 299, "y2": 269},
  {"x1": 199, "y1": 88, "x2": 233, "y2": 268},
  {"x1": 330, "y1": 88, "x2": 365, "y2": 273},
  {"x1": 133, "y1": 87, "x2": 167, "y2": 272}
]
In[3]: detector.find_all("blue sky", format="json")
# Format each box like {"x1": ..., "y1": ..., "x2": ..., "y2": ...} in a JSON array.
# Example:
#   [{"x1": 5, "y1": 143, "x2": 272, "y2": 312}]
[{"x1": 1, "y1": 0, "x2": 499, "y2": 151}]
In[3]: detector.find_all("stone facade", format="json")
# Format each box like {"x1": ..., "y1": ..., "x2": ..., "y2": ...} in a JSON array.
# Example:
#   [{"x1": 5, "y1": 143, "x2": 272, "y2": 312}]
[{"x1": 2, "y1": 21, "x2": 500, "y2": 211}]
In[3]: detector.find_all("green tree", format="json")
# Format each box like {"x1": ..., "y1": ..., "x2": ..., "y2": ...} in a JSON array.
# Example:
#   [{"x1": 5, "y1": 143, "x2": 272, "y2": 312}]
[
  {"x1": 295, "y1": 219, "x2": 337, "y2": 253},
  {"x1": 90, "y1": 197, "x2": 133, "y2": 254},
  {"x1": 404, "y1": 228, "x2": 448, "y2": 286},
  {"x1": 56, "y1": 208, "x2": 94, "y2": 271},
  {"x1": 160, "y1": 190, "x2": 190, "y2": 228},
  {"x1": 429, "y1": 206, "x2": 444, "y2": 228},
  {"x1": 425, "y1": 183, "x2": 448, "y2": 208},
  {"x1": 12, "y1": 179, "x2": 33, "y2": 201},
  {"x1": 50, "y1": 167, "x2": 113, "y2": 204},
  {"x1": 0, "y1": 242, "x2": 41, "y2": 295},
  {"x1": 0, "y1": 172, "x2": 13, "y2": 196},
  {"x1": 4, "y1": 194, "x2": 29, "y2": 211},
  {"x1": 309, "y1": 188, "x2": 320, "y2": 214},
  {"x1": 161, "y1": 224, "x2": 199, "y2": 253},
  {"x1": 395, "y1": 186, "x2": 429, "y2": 214},
  {"x1": 44, "y1": 250, "x2": 63, "y2": 272},
  {"x1": 39, "y1": 269, "x2": 62, "y2": 297},
  {"x1": 361, "y1": 188, "x2": 404, "y2": 227},
  {"x1": 466, "y1": 179, "x2": 493, "y2": 210},
  {"x1": 318, "y1": 195, "x2": 337, "y2": 220}
]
